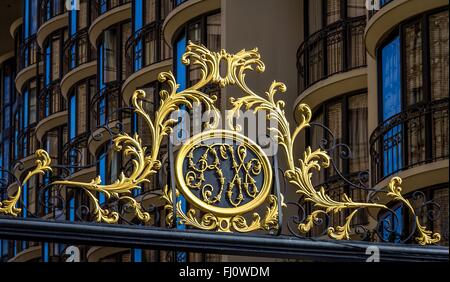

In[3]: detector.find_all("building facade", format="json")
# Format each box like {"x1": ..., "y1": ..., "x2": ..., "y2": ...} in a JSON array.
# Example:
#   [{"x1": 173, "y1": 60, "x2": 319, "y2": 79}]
[{"x1": 0, "y1": 0, "x2": 448, "y2": 262}]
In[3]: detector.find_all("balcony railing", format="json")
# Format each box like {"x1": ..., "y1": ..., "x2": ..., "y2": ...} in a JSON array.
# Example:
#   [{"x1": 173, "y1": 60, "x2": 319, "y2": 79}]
[
  {"x1": 95, "y1": 0, "x2": 131, "y2": 17},
  {"x1": 370, "y1": 99, "x2": 449, "y2": 185},
  {"x1": 303, "y1": 171, "x2": 369, "y2": 237},
  {"x1": 62, "y1": 131, "x2": 93, "y2": 174},
  {"x1": 368, "y1": 0, "x2": 394, "y2": 18},
  {"x1": 17, "y1": 125, "x2": 39, "y2": 160},
  {"x1": 90, "y1": 82, "x2": 129, "y2": 129},
  {"x1": 40, "y1": 0, "x2": 66, "y2": 26},
  {"x1": 125, "y1": 21, "x2": 171, "y2": 77},
  {"x1": 19, "y1": 36, "x2": 39, "y2": 72},
  {"x1": 171, "y1": 0, "x2": 188, "y2": 8},
  {"x1": 63, "y1": 29, "x2": 96, "y2": 76},
  {"x1": 38, "y1": 80, "x2": 66, "y2": 120},
  {"x1": 297, "y1": 16, "x2": 367, "y2": 94}
]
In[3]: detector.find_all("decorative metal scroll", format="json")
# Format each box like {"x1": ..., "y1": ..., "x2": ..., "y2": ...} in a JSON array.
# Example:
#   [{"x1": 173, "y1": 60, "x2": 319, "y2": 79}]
[{"x1": 0, "y1": 42, "x2": 441, "y2": 245}]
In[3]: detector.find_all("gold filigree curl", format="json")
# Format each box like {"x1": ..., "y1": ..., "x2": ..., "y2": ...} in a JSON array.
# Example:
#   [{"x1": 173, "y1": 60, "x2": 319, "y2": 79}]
[{"x1": 0, "y1": 150, "x2": 52, "y2": 216}]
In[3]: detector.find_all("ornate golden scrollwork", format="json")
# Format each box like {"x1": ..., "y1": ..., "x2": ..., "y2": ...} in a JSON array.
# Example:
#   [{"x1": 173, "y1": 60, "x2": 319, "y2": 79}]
[
  {"x1": 0, "y1": 41, "x2": 441, "y2": 245},
  {"x1": 0, "y1": 150, "x2": 52, "y2": 216}
]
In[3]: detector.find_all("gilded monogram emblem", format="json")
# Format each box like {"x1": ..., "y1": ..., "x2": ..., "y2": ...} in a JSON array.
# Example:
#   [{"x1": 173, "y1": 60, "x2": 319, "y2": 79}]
[{"x1": 176, "y1": 130, "x2": 272, "y2": 217}]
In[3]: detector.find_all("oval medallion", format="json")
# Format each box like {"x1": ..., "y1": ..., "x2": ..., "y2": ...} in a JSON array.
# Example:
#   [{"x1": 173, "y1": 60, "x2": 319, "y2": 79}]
[{"x1": 176, "y1": 130, "x2": 272, "y2": 216}]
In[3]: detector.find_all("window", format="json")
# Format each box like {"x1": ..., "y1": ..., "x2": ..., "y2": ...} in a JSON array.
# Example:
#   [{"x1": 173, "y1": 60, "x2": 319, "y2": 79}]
[
  {"x1": 99, "y1": 22, "x2": 130, "y2": 87},
  {"x1": 299, "y1": 1, "x2": 367, "y2": 92},
  {"x1": 68, "y1": 78, "x2": 95, "y2": 139},
  {"x1": 380, "y1": 36, "x2": 402, "y2": 176},
  {"x1": 174, "y1": 12, "x2": 221, "y2": 88},
  {"x1": 130, "y1": 0, "x2": 171, "y2": 74},
  {"x1": 24, "y1": 0, "x2": 39, "y2": 38},
  {"x1": 103, "y1": 29, "x2": 118, "y2": 85},
  {"x1": 380, "y1": 205, "x2": 404, "y2": 243},
  {"x1": 373, "y1": 8, "x2": 449, "y2": 182},
  {"x1": 69, "y1": 94, "x2": 76, "y2": 140}
]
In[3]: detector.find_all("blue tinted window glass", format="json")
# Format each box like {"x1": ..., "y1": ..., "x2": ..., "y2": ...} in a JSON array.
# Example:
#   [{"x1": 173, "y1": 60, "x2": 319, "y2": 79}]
[
  {"x1": 23, "y1": 183, "x2": 27, "y2": 218},
  {"x1": 23, "y1": 91, "x2": 29, "y2": 128},
  {"x1": 381, "y1": 36, "x2": 402, "y2": 176},
  {"x1": 3, "y1": 107, "x2": 10, "y2": 129},
  {"x1": 69, "y1": 94, "x2": 76, "y2": 139},
  {"x1": 45, "y1": 46, "x2": 51, "y2": 86},
  {"x1": 43, "y1": 242, "x2": 49, "y2": 262},
  {"x1": 69, "y1": 197, "x2": 75, "y2": 221},
  {"x1": 4, "y1": 75, "x2": 10, "y2": 104},
  {"x1": 134, "y1": 0, "x2": 143, "y2": 32},
  {"x1": 100, "y1": 1, "x2": 107, "y2": 14},
  {"x1": 99, "y1": 97, "x2": 106, "y2": 125},
  {"x1": 133, "y1": 249, "x2": 142, "y2": 262},
  {"x1": 70, "y1": 45, "x2": 76, "y2": 69},
  {"x1": 176, "y1": 36, "x2": 187, "y2": 91},
  {"x1": 24, "y1": 0, "x2": 30, "y2": 38},
  {"x1": 70, "y1": 10, "x2": 77, "y2": 36},
  {"x1": 134, "y1": 41, "x2": 143, "y2": 72},
  {"x1": 1, "y1": 240, "x2": 7, "y2": 257},
  {"x1": 99, "y1": 45, "x2": 105, "y2": 89},
  {"x1": 99, "y1": 151, "x2": 106, "y2": 204},
  {"x1": 382, "y1": 37, "x2": 401, "y2": 121},
  {"x1": 30, "y1": 0, "x2": 38, "y2": 35}
]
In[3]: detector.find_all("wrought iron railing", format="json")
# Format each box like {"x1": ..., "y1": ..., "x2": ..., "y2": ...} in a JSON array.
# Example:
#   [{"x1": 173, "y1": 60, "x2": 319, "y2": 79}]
[
  {"x1": 18, "y1": 36, "x2": 39, "y2": 72},
  {"x1": 125, "y1": 21, "x2": 171, "y2": 77},
  {"x1": 94, "y1": 0, "x2": 131, "y2": 17},
  {"x1": 297, "y1": 16, "x2": 367, "y2": 94},
  {"x1": 40, "y1": 0, "x2": 66, "y2": 26},
  {"x1": 90, "y1": 82, "x2": 129, "y2": 128},
  {"x1": 17, "y1": 125, "x2": 39, "y2": 160},
  {"x1": 370, "y1": 99, "x2": 449, "y2": 185},
  {"x1": 299, "y1": 171, "x2": 370, "y2": 236},
  {"x1": 63, "y1": 29, "x2": 96, "y2": 76},
  {"x1": 38, "y1": 80, "x2": 66, "y2": 120},
  {"x1": 61, "y1": 132, "x2": 93, "y2": 174}
]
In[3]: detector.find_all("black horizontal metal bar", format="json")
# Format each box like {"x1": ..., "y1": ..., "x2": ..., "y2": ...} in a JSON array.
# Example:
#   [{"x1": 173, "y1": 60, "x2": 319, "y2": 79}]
[{"x1": 0, "y1": 216, "x2": 448, "y2": 262}]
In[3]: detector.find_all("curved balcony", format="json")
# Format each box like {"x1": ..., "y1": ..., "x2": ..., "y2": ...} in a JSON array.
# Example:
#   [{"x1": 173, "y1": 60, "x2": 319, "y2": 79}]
[
  {"x1": 297, "y1": 16, "x2": 367, "y2": 94},
  {"x1": 17, "y1": 124, "x2": 39, "y2": 160},
  {"x1": 90, "y1": 82, "x2": 129, "y2": 128},
  {"x1": 370, "y1": 99, "x2": 449, "y2": 190},
  {"x1": 123, "y1": 21, "x2": 172, "y2": 104},
  {"x1": 18, "y1": 35, "x2": 40, "y2": 72},
  {"x1": 7, "y1": 245, "x2": 41, "y2": 262},
  {"x1": 163, "y1": 0, "x2": 220, "y2": 45},
  {"x1": 294, "y1": 16, "x2": 367, "y2": 122},
  {"x1": 0, "y1": 52, "x2": 14, "y2": 66},
  {"x1": 35, "y1": 81, "x2": 67, "y2": 142},
  {"x1": 37, "y1": 0, "x2": 68, "y2": 48},
  {"x1": 9, "y1": 17, "x2": 23, "y2": 39},
  {"x1": 89, "y1": 0, "x2": 131, "y2": 46},
  {"x1": 87, "y1": 247, "x2": 129, "y2": 262},
  {"x1": 15, "y1": 36, "x2": 40, "y2": 94},
  {"x1": 61, "y1": 29, "x2": 96, "y2": 97},
  {"x1": 365, "y1": 0, "x2": 448, "y2": 58}
]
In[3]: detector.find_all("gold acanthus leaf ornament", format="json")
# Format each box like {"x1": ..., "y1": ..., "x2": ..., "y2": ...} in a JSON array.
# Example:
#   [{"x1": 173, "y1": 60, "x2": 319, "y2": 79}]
[
  {"x1": 0, "y1": 42, "x2": 441, "y2": 245},
  {"x1": 0, "y1": 150, "x2": 52, "y2": 216}
]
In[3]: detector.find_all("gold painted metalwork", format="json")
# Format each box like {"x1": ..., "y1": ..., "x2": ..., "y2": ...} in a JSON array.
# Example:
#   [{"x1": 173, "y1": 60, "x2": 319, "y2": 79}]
[
  {"x1": 0, "y1": 41, "x2": 441, "y2": 245},
  {"x1": 0, "y1": 150, "x2": 52, "y2": 216},
  {"x1": 176, "y1": 130, "x2": 273, "y2": 216}
]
